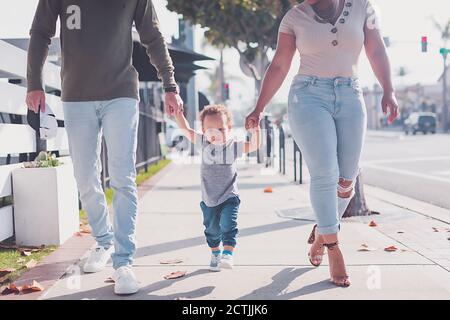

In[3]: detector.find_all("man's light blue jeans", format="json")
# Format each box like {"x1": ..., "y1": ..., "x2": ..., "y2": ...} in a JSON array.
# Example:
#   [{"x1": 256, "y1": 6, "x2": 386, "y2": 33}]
[
  {"x1": 63, "y1": 98, "x2": 139, "y2": 269},
  {"x1": 288, "y1": 75, "x2": 367, "y2": 235}
]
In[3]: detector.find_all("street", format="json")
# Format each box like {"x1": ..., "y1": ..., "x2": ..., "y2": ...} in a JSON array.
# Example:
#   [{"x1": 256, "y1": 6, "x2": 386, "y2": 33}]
[{"x1": 282, "y1": 131, "x2": 450, "y2": 210}]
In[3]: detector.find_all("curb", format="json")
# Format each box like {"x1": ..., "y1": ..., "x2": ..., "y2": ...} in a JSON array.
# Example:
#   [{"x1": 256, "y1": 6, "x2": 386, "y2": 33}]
[{"x1": 364, "y1": 184, "x2": 450, "y2": 225}]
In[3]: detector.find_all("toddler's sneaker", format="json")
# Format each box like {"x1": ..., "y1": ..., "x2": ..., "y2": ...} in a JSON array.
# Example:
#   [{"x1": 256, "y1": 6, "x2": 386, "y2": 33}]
[
  {"x1": 209, "y1": 253, "x2": 221, "y2": 272},
  {"x1": 220, "y1": 254, "x2": 234, "y2": 269}
]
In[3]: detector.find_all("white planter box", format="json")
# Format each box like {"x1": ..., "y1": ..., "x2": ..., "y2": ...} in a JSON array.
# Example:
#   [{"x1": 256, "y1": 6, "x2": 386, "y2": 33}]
[{"x1": 12, "y1": 162, "x2": 79, "y2": 246}]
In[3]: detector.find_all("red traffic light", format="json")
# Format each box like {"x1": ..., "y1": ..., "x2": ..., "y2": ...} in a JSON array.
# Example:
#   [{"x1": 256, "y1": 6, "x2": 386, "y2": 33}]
[{"x1": 421, "y1": 36, "x2": 428, "y2": 52}]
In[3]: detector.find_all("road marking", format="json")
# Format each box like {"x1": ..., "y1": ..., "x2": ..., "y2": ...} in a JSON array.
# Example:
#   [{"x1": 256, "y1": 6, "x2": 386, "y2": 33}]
[
  {"x1": 434, "y1": 170, "x2": 450, "y2": 176},
  {"x1": 362, "y1": 156, "x2": 450, "y2": 165},
  {"x1": 364, "y1": 164, "x2": 450, "y2": 184}
]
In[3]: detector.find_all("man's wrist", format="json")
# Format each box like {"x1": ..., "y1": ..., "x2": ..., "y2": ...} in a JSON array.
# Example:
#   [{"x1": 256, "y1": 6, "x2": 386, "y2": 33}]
[{"x1": 164, "y1": 84, "x2": 179, "y2": 94}]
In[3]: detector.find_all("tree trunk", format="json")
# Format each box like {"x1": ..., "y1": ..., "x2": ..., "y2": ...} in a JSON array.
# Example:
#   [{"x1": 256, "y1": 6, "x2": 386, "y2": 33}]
[{"x1": 342, "y1": 171, "x2": 378, "y2": 217}]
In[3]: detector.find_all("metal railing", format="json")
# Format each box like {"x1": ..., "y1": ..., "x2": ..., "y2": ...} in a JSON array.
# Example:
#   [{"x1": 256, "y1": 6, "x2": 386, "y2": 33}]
[{"x1": 277, "y1": 125, "x2": 303, "y2": 184}]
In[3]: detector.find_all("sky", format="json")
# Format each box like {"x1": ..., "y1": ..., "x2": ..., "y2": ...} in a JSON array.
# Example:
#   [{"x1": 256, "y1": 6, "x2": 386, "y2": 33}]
[{"x1": 1, "y1": 0, "x2": 449, "y2": 110}]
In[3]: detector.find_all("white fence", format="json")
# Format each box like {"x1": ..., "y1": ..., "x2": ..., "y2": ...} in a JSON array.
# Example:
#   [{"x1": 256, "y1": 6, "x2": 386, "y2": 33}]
[{"x1": 0, "y1": 39, "x2": 68, "y2": 242}]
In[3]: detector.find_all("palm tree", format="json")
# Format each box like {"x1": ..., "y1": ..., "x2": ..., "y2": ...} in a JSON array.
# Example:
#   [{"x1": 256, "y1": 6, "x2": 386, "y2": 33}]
[{"x1": 431, "y1": 17, "x2": 450, "y2": 45}]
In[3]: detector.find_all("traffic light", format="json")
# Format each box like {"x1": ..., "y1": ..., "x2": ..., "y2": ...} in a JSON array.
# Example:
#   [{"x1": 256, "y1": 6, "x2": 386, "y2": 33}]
[
  {"x1": 223, "y1": 83, "x2": 230, "y2": 101},
  {"x1": 421, "y1": 36, "x2": 428, "y2": 52}
]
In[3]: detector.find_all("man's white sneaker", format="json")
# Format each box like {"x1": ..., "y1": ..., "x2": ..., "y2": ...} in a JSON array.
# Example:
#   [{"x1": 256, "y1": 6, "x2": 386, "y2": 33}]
[
  {"x1": 83, "y1": 245, "x2": 114, "y2": 273},
  {"x1": 112, "y1": 266, "x2": 139, "y2": 295},
  {"x1": 220, "y1": 254, "x2": 234, "y2": 269}
]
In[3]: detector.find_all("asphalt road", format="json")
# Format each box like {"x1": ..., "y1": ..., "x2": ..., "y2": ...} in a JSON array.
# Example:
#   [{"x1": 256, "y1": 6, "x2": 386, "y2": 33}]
[{"x1": 279, "y1": 131, "x2": 450, "y2": 210}]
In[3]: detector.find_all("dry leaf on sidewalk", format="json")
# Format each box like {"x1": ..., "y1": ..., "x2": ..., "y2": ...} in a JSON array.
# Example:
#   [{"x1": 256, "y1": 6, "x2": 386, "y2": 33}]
[
  {"x1": 160, "y1": 258, "x2": 183, "y2": 265},
  {"x1": 384, "y1": 245, "x2": 398, "y2": 252},
  {"x1": 104, "y1": 277, "x2": 115, "y2": 283},
  {"x1": 396, "y1": 230, "x2": 405, "y2": 234},
  {"x1": 164, "y1": 271, "x2": 187, "y2": 280},
  {"x1": 1, "y1": 283, "x2": 21, "y2": 295},
  {"x1": 20, "y1": 250, "x2": 31, "y2": 257},
  {"x1": 432, "y1": 227, "x2": 439, "y2": 232},
  {"x1": 0, "y1": 268, "x2": 15, "y2": 278},
  {"x1": 21, "y1": 280, "x2": 44, "y2": 294},
  {"x1": 25, "y1": 259, "x2": 37, "y2": 269},
  {"x1": 368, "y1": 221, "x2": 378, "y2": 227},
  {"x1": 264, "y1": 187, "x2": 273, "y2": 193},
  {"x1": 80, "y1": 227, "x2": 91, "y2": 234},
  {"x1": 358, "y1": 244, "x2": 377, "y2": 252}
]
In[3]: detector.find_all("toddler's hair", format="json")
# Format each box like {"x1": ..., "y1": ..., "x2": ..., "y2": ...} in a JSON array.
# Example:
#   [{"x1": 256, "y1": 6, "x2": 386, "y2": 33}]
[{"x1": 199, "y1": 104, "x2": 233, "y2": 126}]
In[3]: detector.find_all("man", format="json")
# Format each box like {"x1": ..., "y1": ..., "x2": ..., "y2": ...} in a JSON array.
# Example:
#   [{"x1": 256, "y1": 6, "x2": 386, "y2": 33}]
[{"x1": 26, "y1": 0, "x2": 183, "y2": 295}]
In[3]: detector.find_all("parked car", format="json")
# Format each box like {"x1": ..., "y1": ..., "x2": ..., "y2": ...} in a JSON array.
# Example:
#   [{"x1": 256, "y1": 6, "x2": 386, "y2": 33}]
[
  {"x1": 403, "y1": 112, "x2": 437, "y2": 135},
  {"x1": 165, "y1": 118, "x2": 189, "y2": 151}
]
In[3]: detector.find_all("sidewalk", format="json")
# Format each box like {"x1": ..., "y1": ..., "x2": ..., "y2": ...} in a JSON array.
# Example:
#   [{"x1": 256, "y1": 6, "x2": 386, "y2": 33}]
[{"x1": 31, "y1": 159, "x2": 450, "y2": 299}]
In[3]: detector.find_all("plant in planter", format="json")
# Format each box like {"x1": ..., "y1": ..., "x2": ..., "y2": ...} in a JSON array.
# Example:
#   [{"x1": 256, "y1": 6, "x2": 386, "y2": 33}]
[
  {"x1": 12, "y1": 152, "x2": 79, "y2": 246},
  {"x1": 23, "y1": 152, "x2": 60, "y2": 168}
]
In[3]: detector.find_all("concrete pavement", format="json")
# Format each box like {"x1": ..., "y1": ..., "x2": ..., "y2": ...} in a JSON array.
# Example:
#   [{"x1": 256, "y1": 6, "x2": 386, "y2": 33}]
[{"x1": 38, "y1": 158, "x2": 450, "y2": 300}]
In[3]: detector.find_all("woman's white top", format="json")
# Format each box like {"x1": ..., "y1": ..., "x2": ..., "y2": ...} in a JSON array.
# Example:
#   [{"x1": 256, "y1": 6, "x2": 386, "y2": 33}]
[{"x1": 279, "y1": 0, "x2": 380, "y2": 78}]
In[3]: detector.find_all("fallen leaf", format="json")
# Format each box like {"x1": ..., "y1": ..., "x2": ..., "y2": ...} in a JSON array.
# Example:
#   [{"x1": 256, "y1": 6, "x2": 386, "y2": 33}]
[
  {"x1": 447, "y1": 237, "x2": 450, "y2": 241},
  {"x1": 432, "y1": 227, "x2": 439, "y2": 232},
  {"x1": 160, "y1": 258, "x2": 183, "y2": 265},
  {"x1": 164, "y1": 271, "x2": 187, "y2": 280},
  {"x1": 263, "y1": 187, "x2": 273, "y2": 193},
  {"x1": 25, "y1": 259, "x2": 37, "y2": 269},
  {"x1": 104, "y1": 277, "x2": 115, "y2": 283},
  {"x1": 358, "y1": 244, "x2": 377, "y2": 252},
  {"x1": 20, "y1": 250, "x2": 31, "y2": 257},
  {"x1": 396, "y1": 230, "x2": 405, "y2": 234},
  {"x1": 21, "y1": 280, "x2": 44, "y2": 293},
  {"x1": 358, "y1": 243, "x2": 377, "y2": 252},
  {"x1": 368, "y1": 221, "x2": 378, "y2": 227},
  {"x1": 1, "y1": 283, "x2": 21, "y2": 295},
  {"x1": 384, "y1": 245, "x2": 398, "y2": 252},
  {"x1": 0, "y1": 268, "x2": 15, "y2": 278}
]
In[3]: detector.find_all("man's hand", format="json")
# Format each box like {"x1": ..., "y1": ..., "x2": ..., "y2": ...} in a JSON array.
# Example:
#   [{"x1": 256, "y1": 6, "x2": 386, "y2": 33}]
[
  {"x1": 245, "y1": 108, "x2": 262, "y2": 130},
  {"x1": 382, "y1": 92, "x2": 399, "y2": 125},
  {"x1": 26, "y1": 90, "x2": 46, "y2": 113},
  {"x1": 165, "y1": 92, "x2": 183, "y2": 116}
]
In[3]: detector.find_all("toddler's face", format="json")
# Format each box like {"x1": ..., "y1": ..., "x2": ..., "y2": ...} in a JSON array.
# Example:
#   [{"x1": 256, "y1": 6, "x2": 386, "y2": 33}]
[{"x1": 202, "y1": 114, "x2": 231, "y2": 145}]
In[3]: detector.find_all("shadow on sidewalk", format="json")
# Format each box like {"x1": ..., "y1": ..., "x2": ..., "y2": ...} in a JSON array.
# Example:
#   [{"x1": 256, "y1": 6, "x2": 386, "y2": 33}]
[
  {"x1": 135, "y1": 219, "x2": 310, "y2": 258},
  {"x1": 47, "y1": 269, "x2": 214, "y2": 300},
  {"x1": 238, "y1": 267, "x2": 334, "y2": 300},
  {"x1": 152, "y1": 181, "x2": 290, "y2": 192}
]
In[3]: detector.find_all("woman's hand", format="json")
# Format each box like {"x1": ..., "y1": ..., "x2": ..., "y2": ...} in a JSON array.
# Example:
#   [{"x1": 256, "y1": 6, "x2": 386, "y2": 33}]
[
  {"x1": 382, "y1": 92, "x2": 399, "y2": 125},
  {"x1": 245, "y1": 109, "x2": 262, "y2": 130}
]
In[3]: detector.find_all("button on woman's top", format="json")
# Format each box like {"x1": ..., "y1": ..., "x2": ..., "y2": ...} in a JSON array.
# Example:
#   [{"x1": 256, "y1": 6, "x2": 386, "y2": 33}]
[{"x1": 279, "y1": 0, "x2": 380, "y2": 78}]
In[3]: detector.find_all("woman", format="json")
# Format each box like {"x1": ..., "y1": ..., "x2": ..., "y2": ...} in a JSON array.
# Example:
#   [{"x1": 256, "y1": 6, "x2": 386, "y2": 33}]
[{"x1": 245, "y1": 0, "x2": 398, "y2": 287}]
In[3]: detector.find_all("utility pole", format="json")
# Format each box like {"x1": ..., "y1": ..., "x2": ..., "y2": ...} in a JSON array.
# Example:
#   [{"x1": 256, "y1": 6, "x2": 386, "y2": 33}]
[
  {"x1": 219, "y1": 49, "x2": 225, "y2": 103},
  {"x1": 440, "y1": 48, "x2": 449, "y2": 132}
]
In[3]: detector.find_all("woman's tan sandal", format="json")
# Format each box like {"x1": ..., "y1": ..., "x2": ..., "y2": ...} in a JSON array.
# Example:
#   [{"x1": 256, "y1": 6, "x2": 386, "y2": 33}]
[
  {"x1": 307, "y1": 224, "x2": 324, "y2": 267},
  {"x1": 323, "y1": 241, "x2": 351, "y2": 287},
  {"x1": 307, "y1": 224, "x2": 317, "y2": 244}
]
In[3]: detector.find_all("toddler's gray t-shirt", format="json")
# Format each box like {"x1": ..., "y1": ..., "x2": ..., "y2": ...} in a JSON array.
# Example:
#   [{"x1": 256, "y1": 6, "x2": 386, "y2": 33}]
[{"x1": 195, "y1": 134, "x2": 245, "y2": 207}]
